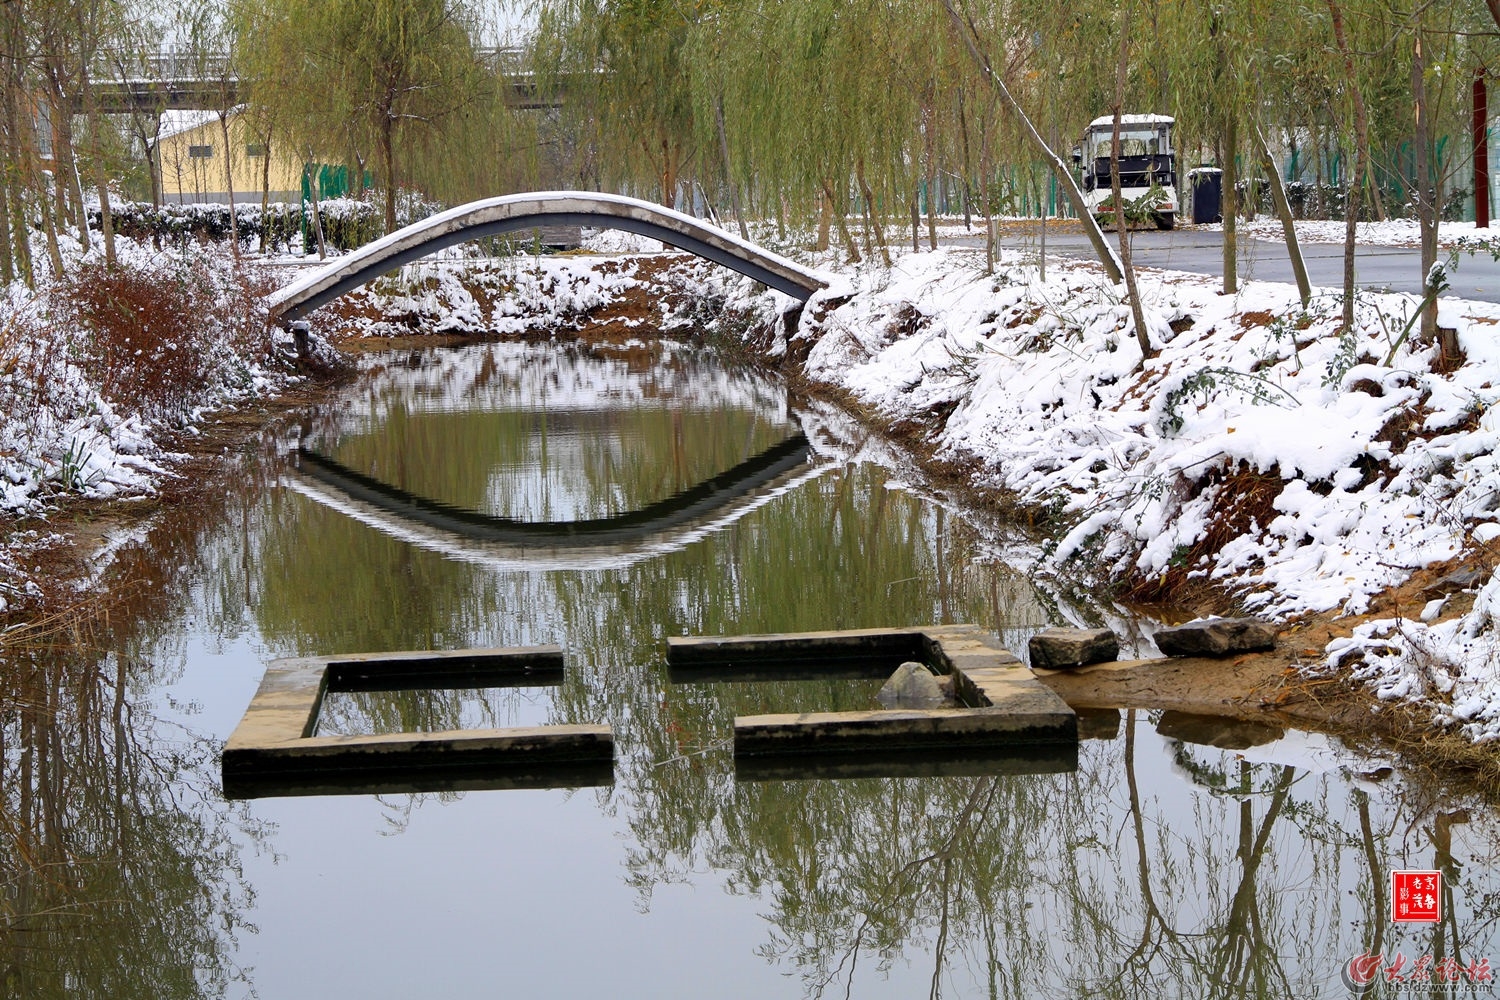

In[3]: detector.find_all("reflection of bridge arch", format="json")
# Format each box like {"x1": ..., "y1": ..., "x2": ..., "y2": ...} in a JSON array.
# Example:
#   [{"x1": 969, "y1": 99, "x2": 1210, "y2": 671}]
[
  {"x1": 284, "y1": 434, "x2": 827, "y2": 571},
  {"x1": 267, "y1": 192, "x2": 829, "y2": 325}
]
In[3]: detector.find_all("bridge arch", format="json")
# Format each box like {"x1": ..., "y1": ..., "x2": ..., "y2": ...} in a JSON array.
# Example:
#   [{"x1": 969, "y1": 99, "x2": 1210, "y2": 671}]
[{"x1": 266, "y1": 191, "x2": 829, "y2": 325}]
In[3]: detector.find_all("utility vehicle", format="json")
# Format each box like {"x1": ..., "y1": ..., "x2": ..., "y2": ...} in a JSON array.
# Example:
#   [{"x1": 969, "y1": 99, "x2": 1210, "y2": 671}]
[{"x1": 1072, "y1": 113, "x2": 1178, "y2": 230}]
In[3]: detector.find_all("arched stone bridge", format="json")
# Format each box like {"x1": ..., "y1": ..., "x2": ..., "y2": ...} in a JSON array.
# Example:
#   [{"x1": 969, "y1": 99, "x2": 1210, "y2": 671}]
[{"x1": 266, "y1": 191, "x2": 829, "y2": 326}]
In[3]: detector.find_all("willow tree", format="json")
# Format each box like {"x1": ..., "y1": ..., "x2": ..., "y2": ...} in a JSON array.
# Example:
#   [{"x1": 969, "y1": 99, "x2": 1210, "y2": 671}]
[
  {"x1": 941, "y1": 0, "x2": 1125, "y2": 283},
  {"x1": 533, "y1": 0, "x2": 700, "y2": 208},
  {"x1": 237, "y1": 0, "x2": 488, "y2": 233},
  {"x1": 1404, "y1": 2, "x2": 1485, "y2": 350}
]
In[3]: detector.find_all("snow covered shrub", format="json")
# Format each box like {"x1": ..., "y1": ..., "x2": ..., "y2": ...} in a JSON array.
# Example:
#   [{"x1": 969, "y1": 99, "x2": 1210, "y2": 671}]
[{"x1": 52, "y1": 254, "x2": 271, "y2": 423}]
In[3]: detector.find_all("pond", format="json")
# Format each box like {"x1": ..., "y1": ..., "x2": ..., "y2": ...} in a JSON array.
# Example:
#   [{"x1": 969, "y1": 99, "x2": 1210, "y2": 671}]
[{"x1": 3, "y1": 339, "x2": 1497, "y2": 998}]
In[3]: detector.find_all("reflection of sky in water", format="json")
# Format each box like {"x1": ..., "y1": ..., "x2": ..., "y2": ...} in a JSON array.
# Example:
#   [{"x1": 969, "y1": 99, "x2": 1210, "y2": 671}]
[
  {"x1": 313, "y1": 684, "x2": 562, "y2": 735},
  {"x1": 21, "y1": 342, "x2": 1496, "y2": 999}
]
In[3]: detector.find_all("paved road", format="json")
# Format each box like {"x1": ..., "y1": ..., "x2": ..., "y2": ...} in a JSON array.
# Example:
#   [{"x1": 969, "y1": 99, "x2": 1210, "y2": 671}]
[{"x1": 947, "y1": 225, "x2": 1500, "y2": 305}]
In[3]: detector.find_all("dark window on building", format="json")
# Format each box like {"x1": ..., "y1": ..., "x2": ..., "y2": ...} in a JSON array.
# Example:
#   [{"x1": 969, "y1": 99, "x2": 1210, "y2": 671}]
[
  {"x1": 246, "y1": 143, "x2": 265, "y2": 158},
  {"x1": 188, "y1": 145, "x2": 214, "y2": 158}
]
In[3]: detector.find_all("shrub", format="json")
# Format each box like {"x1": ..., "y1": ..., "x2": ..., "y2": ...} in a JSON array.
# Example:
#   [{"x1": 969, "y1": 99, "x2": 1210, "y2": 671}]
[
  {"x1": 91, "y1": 194, "x2": 442, "y2": 255},
  {"x1": 51, "y1": 254, "x2": 272, "y2": 422}
]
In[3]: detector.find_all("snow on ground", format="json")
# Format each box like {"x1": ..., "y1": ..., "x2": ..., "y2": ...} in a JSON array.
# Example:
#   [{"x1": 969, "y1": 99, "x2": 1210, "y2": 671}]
[
  {"x1": 0, "y1": 238, "x2": 315, "y2": 609},
  {"x1": 760, "y1": 246, "x2": 1500, "y2": 741},
  {"x1": 1236, "y1": 217, "x2": 1500, "y2": 251},
  {"x1": 7, "y1": 223, "x2": 1500, "y2": 741}
]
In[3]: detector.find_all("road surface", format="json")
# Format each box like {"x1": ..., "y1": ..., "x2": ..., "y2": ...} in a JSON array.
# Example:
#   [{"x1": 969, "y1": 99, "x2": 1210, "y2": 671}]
[{"x1": 945, "y1": 223, "x2": 1500, "y2": 305}]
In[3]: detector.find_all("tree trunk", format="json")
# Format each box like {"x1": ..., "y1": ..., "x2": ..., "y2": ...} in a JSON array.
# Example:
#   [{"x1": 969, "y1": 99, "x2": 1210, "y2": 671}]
[
  {"x1": 2, "y1": 80, "x2": 34, "y2": 285},
  {"x1": 381, "y1": 113, "x2": 397, "y2": 234},
  {"x1": 0, "y1": 167, "x2": 12, "y2": 284},
  {"x1": 1326, "y1": 0, "x2": 1370, "y2": 331},
  {"x1": 939, "y1": 0, "x2": 1123, "y2": 283},
  {"x1": 1365, "y1": 162, "x2": 1386, "y2": 222},
  {"x1": 661, "y1": 145, "x2": 675, "y2": 210},
  {"x1": 910, "y1": 186, "x2": 921, "y2": 252},
  {"x1": 352, "y1": 149, "x2": 367, "y2": 198},
  {"x1": 1255, "y1": 123, "x2": 1310, "y2": 306},
  {"x1": 856, "y1": 157, "x2": 891, "y2": 267},
  {"x1": 922, "y1": 92, "x2": 939, "y2": 250},
  {"x1": 80, "y1": 64, "x2": 115, "y2": 267},
  {"x1": 821, "y1": 177, "x2": 861, "y2": 264},
  {"x1": 44, "y1": 72, "x2": 89, "y2": 251},
  {"x1": 306, "y1": 156, "x2": 328, "y2": 259},
  {"x1": 957, "y1": 87, "x2": 973, "y2": 231},
  {"x1": 715, "y1": 95, "x2": 748, "y2": 240},
  {"x1": 1475, "y1": 71, "x2": 1490, "y2": 229},
  {"x1": 260, "y1": 127, "x2": 273, "y2": 254},
  {"x1": 979, "y1": 109, "x2": 994, "y2": 274},
  {"x1": 1411, "y1": 29, "x2": 1438, "y2": 345},
  {"x1": 146, "y1": 129, "x2": 161, "y2": 209},
  {"x1": 1111, "y1": 3, "x2": 1152, "y2": 362},
  {"x1": 219, "y1": 113, "x2": 240, "y2": 256},
  {"x1": 1215, "y1": 14, "x2": 1238, "y2": 295},
  {"x1": 815, "y1": 186, "x2": 832, "y2": 252},
  {"x1": 13, "y1": 80, "x2": 63, "y2": 276}
]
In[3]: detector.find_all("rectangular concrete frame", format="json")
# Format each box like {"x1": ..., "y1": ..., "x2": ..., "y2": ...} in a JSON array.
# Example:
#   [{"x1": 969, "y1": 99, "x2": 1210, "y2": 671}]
[
  {"x1": 221, "y1": 645, "x2": 613, "y2": 798},
  {"x1": 667, "y1": 625, "x2": 1077, "y2": 758}
]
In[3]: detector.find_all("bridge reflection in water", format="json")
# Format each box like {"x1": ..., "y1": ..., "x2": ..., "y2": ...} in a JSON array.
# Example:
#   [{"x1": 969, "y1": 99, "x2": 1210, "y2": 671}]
[{"x1": 286, "y1": 431, "x2": 824, "y2": 572}]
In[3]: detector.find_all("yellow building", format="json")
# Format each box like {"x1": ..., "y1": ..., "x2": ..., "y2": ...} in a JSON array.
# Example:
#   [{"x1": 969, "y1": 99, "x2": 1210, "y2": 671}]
[{"x1": 156, "y1": 108, "x2": 303, "y2": 204}]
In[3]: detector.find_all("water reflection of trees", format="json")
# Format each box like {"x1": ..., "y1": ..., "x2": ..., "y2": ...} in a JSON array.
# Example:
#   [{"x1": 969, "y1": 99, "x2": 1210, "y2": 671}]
[
  {"x1": 618, "y1": 703, "x2": 1500, "y2": 998},
  {"x1": 1, "y1": 611, "x2": 261, "y2": 998},
  {"x1": 183, "y1": 344, "x2": 1500, "y2": 994},
  {"x1": 0, "y1": 435, "x2": 284, "y2": 997}
]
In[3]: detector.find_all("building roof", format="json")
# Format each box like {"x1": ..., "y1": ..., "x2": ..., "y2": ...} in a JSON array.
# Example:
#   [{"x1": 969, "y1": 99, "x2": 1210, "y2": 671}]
[{"x1": 158, "y1": 107, "x2": 243, "y2": 141}]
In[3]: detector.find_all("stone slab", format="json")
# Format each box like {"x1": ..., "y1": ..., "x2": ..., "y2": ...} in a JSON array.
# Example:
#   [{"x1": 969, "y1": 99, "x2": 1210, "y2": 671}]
[
  {"x1": 1027, "y1": 627, "x2": 1119, "y2": 670},
  {"x1": 221, "y1": 645, "x2": 613, "y2": 797},
  {"x1": 1153, "y1": 618, "x2": 1277, "y2": 657}
]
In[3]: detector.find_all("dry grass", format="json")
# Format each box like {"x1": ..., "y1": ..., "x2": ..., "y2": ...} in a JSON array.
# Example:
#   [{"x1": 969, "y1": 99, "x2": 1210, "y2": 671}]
[
  {"x1": 1126, "y1": 462, "x2": 1284, "y2": 605},
  {"x1": 52, "y1": 257, "x2": 271, "y2": 421}
]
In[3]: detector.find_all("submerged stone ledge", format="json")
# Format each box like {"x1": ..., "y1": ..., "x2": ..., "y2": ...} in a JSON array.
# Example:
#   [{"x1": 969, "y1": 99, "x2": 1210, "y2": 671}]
[
  {"x1": 668, "y1": 625, "x2": 1078, "y2": 761},
  {"x1": 221, "y1": 645, "x2": 613, "y2": 799}
]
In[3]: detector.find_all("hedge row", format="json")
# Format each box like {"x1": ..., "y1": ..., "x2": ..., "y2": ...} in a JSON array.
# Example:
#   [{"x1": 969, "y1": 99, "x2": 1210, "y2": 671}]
[{"x1": 88, "y1": 195, "x2": 443, "y2": 254}]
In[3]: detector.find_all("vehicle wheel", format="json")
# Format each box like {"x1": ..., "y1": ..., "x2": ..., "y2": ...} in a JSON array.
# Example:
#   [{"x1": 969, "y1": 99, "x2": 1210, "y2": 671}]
[{"x1": 1154, "y1": 212, "x2": 1175, "y2": 231}]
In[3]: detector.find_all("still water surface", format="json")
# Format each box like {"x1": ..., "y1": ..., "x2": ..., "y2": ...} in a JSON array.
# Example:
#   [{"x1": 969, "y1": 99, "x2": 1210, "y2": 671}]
[{"x1": 4, "y1": 340, "x2": 1497, "y2": 998}]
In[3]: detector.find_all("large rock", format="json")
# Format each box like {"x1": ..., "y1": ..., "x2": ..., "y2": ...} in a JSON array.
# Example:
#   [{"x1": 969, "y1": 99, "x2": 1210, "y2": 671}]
[
  {"x1": 1028, "y1": 628, "x2": 1120, "y2": 671},
  {"x1": 1153, "y1": 617, "x2": 1277, "y2": 657},
  {"x1": 877, "y1": 662, "x2": 948, "y2": 708}
]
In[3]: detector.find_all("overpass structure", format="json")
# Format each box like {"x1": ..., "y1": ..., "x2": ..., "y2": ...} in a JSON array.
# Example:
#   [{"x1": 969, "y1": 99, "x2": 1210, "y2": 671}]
[
  {"x1": 265, "y1": 191, "x2": 829, "y2": 325},
  {"x1": 85, "y1": 47, "x2": 563, "y2": 114}
]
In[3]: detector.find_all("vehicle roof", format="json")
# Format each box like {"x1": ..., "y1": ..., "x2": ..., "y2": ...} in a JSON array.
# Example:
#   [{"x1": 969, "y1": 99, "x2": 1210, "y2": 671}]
[{"x1": 1086, "y1": 113, "x2": 1175, "y2": 130}]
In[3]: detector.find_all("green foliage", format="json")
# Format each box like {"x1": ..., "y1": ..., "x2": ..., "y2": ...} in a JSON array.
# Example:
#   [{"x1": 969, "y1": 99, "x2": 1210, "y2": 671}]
[{"x1": 236, "y1": 0, "x2": 490, "y2": 231}]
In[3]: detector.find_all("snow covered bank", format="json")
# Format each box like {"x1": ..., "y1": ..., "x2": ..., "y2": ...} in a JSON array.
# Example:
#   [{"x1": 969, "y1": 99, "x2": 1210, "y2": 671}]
[
  {"x1": 0, "y1": 241, "x2": 321, "y2": 612},
  {"x1": 774, "y1": 250, "x2": 1500, "y2": 742}
]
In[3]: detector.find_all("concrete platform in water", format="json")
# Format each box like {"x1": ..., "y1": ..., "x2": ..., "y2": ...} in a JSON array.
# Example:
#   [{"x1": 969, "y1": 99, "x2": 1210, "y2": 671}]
[{"x1": 668, "y1": 625, "x2": 1078, "y2": 773}]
